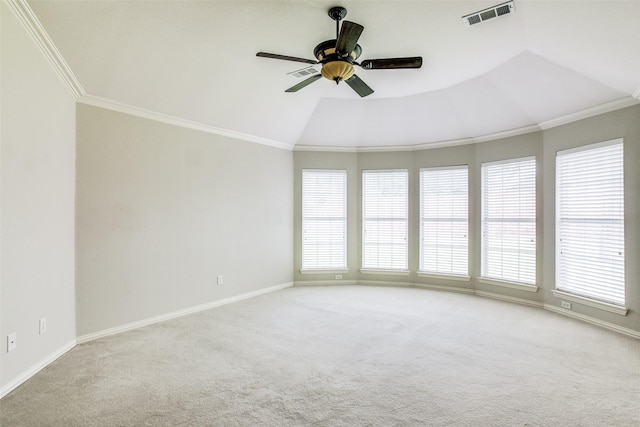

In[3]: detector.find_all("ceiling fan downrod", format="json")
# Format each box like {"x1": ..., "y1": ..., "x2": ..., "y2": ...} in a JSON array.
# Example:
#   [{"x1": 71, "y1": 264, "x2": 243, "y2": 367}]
[{"x1": 328, "y1": 6, "x2": 347, "y2": 39}]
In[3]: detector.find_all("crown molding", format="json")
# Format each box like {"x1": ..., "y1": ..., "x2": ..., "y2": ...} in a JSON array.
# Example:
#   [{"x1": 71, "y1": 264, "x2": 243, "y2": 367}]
[
  {"x1": 472, "y1": 124, "x2": 541, "y2": 143},
  {"x1": 539, "y1": 96, "x2": 639, "y2": 130},
  {"x1": 78, "y1": 95, "x2": 294, "y2": 151},
  {"x1": 293, "y1": 145, "x2": 359, "y2": 153},
  {"x1": 293, "y1": 125, "x2": 540, "y2": 153},
  {"x1": 6, "y1": 0, "x2": 85, "y2": 100}
]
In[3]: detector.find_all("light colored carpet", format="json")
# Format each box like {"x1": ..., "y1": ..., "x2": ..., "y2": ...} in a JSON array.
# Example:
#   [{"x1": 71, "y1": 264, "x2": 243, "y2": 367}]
[{"x1": 1, "y1": 285, "x2": 639, "y2": 426}]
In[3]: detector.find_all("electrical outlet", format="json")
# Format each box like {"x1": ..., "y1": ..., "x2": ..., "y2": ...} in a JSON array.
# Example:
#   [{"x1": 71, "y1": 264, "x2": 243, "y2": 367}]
[
  {"x1": 39, "y1": 318, "x2": 47, "y2": 335},
  {"x1": 561, "y1": 301, "x2": 572, "y2": 310},
  {"x1": 7, "y1": 333, "x2": 17, "y2": 352},
  {"x1": 335, "y1": 274, "x2": 342, "y2": 280},
  {"x1": 217, "y1": 275, "x2": 223, "y2": 285}
]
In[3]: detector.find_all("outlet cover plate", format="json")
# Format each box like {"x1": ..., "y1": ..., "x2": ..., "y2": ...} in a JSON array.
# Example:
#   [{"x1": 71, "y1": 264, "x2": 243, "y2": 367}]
[{"x1": 8, "y1": 333, "x2": 17, "y2": 352}]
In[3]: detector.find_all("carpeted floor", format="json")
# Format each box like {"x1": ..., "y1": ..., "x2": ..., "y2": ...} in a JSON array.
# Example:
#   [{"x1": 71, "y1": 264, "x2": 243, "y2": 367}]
[{"x1": 1, "y1": 285, "x2": 639, "y2": 426}]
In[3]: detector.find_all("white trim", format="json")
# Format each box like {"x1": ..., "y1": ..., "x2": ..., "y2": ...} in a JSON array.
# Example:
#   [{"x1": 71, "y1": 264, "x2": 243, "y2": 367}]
[
  {"x1": 544, "y1": 305, "x2": 639, "y2": 340},
  {"x1": 5, "y1": 0, "x2": 85, "y2": 99},
  {"x1": 473, "y1": 125, "x2": 541, "y2": 143},
  {"x1": 76, "y1": 282, "x2": 293, "y2": 344},
  {"x1": 357, "y1": 279, "x2": 413, "y2": 288},
  {"x1": 0, "y1": 340, "x2": 76, "y2": 399},
  {"x1": 475, "y1": 290, "x2": 544, "y2": 309},
  {"x1": 551, "y1": 290, "x2": 628, "y2": 316},
  {"x1": 360, "y1": 269, "x2": 410, "y2": 276},
  {"x1": 295, "y1": 279, "x2": 480, "y2": 295},
  {"x1": 292, "y1": 138, "x2": 473, "y2": 153},
  {"x1": 419, "y1": 164, "x2": 468, "y2": 173},
  {"x1": 294, "y1": 280, "x2": 359, "y2": 286},
  {"x1": 413, "y1": 282, "x2": 475, "y2": 295},
  {"x1": 299, "y1": 269, "x2": 349, "y2": 275},
  {"x1": 78, "y1": 95, "x2": 294, "y2": 151},
  {"x1": 556, "y1": 137, "x2": 623, "y2": 156},
  {"x1": 539, "y1": 97, "x2": 639, "y2": 130},
  {"x1": 293, "y1": 126, "x2": 540, "y2": 153},
  {"x1": 356, "y1": 138, "x2": 474, "y2": 152},
  {"x1": 633, "y1": 86, "x2": 640, "y2": 100},
  {"x1": 294, "y1": 145, "x2": 360, "y2": 153},
  {"x1": 480, "y1": 155, "x2": 536, "y2": 168},
  {"x1": 478, "y1": 277, "x2": 539, "y2": 293},
  {"x1": 361, "y1": 168, "x2": 408, "y2": 174},
  {"x1": 417, "y1": 272, "x2": 471, "y2": 282}
]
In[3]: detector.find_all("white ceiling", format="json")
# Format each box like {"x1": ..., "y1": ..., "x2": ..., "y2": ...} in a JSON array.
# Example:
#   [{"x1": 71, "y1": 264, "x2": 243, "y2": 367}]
[{"x1": 27, "y1": 0, "x2": 640, "y2": 149}]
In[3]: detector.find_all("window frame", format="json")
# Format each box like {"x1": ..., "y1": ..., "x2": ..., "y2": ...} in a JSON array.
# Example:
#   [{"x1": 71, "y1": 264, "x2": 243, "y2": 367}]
[
  {"x1": 480, "y1": 156, "x2": 537, "y2": 288},
  {"x1": 419, "y1": 165, "x2": 469, "y2": 279},
  {"x1": 361, "y1": 169, "x2": 409, "y2": 273},
  {"x1": 554, "y1": 139, "x2": 625, "y2": 308},
  {"x1": 301, "y1": 169, "x2": 348, "y2": 273}
]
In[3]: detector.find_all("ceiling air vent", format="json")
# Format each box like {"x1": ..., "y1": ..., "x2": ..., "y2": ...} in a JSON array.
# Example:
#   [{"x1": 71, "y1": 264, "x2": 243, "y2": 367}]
[
  {"x1": 462, "y1": 1, "x2": 515, "y2": 26},
  {"x1": 288, "y1": 66, "x2": 319, "y2": 79}
]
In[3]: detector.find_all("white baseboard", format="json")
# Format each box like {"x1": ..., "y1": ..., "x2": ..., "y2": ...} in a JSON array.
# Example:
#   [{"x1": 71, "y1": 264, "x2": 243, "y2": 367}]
[
  {"x1": 475, "y1": 290, "x2": 544, "y2": 309},
  {"x1": 414, "y1": 282, "x2": 475, "y2": 295},
  {"x1": 544, "y1": 304, "x2": 640, "y2": 340},
  {"x1": 76, "y1": 282, "x2": 294, "y2": 344},
  {"x1": 0, "y1": 340, "x2": 77, "y2": 399},
  {"x1": 294, "y1": 280, "x2": 359, "y2": 286},
  {"x1": 294, "y1": 279, "x2": 475, "y2": 295}
]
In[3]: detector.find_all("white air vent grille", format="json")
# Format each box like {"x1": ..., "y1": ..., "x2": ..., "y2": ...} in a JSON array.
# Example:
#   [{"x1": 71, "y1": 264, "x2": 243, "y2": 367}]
[
  {"x1": 463, "y1": 1, "x2": 514, "y2": 26},
  {"x1": 288, "y1": 66, "x2": 319, "y2": 79}
]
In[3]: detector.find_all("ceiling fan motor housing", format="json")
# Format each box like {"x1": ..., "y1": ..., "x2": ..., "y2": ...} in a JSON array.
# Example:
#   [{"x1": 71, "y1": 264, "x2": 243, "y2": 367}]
[{"x1": 314, "y1": 39, "x2": 362, "y2": 83}]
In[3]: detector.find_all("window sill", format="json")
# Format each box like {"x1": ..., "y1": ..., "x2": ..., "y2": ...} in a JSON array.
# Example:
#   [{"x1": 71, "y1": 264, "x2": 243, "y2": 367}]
[
  {"x1": 299, "y1": 269, "x2": 349, "y2": 275},
  {"x1": 360, "y1": 269, "x2": 410, "y2": 276},
  {"x1": 417, "y1": 272, "x2": 470, "y2": 282},
  {"x1": 478, "y1": 277, "x2": 538, "y2": 293},
  {"x1": 551, "y1": 290, "x2": 628, "y2": 316}
]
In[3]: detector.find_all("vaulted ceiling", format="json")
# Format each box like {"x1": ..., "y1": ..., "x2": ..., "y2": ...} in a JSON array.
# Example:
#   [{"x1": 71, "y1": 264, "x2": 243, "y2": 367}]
[{"x1": 27, "y1": 0, "x2": 640, "y2": 150}]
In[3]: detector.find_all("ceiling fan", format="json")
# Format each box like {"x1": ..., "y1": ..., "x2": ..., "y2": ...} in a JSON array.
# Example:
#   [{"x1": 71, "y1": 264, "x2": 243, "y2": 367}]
[{"x1": 256, "y1": 6, "x2": 422, "y2": 98}]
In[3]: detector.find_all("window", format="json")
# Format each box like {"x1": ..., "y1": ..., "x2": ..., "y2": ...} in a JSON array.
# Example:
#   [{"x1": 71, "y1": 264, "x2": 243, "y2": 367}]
[
  {"x1": 302, "y1": 169, "x2": 347, "y2": 271},
  {"x1": 362, "y1": 170, "x2": 408, "y2": 271},
  {"x1": 420, "y1": 166, "x2": 468, "y2": 276},
  {"x1": 556, "y1": 140, "x2": 625, "y2": 305},
  {"x1": 481, "y1": 157, "x2": 536, "y2": 285}
]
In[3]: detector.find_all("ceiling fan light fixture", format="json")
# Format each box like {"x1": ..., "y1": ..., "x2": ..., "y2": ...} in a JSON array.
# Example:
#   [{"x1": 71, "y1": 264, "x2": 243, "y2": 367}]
[
  {"x1": 321, "y1": 60, "x2": 355, "y2": 83},
  {"x1": 257, "y1": 6, "x2": 422, "y2": 96}
]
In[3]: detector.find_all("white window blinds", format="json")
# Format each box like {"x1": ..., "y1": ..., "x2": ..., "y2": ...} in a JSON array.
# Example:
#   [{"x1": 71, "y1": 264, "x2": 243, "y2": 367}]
[
  {"x1": 362, "y1": 170, "x2": 408, "y2": 270},
  {"x1": 302, "y1": 169, "x2": 347, "y2": 270},
  {"x1": 420, "y1": 166, "x2": 468, "y2": 276},
  {"x1": 481, "y1": 157, "x2": 536, "y2": 285},
  {"x1": 556, "y1": 140, "x2": 625, "y2": 305}
]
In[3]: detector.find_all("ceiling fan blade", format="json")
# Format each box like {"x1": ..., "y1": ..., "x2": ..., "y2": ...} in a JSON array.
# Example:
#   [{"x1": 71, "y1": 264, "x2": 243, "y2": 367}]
[
  {"x1": 257, "y1": 52, "x2": 317, "y2": 65},
  {"x1": 345, "y1": 74, "x2": 374, "y2": 98},
  {"x1": 285, "y1": 74, "x2": 322, "y2": 93},
  {"x1": 335, "y1": 21, "x2": 364, "y2": 56},
  {"x1": 360, "y1": 57, "x2": 423, "y2": 70}
]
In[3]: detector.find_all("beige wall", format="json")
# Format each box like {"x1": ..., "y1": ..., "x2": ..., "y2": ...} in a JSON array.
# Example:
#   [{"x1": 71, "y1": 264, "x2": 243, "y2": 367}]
[
  {"x1": 294, "y1": 105, "x2": 640, "y2": 333},
  {"x1": 1, "y1": 2, "x2": 77, "y2": 391},
  {"x1": 75, "y1": 105, "x2": 294, "y2": 337}
]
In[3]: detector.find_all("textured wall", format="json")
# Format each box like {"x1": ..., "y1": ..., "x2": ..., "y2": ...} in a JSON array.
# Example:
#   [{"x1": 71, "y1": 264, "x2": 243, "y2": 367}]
[
  {"x1": 1, "y1": 2, "x2": 77, "y2": 390},
  {"x1": 75, "y1": 105, "x2": 294, "y2": 337}
]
